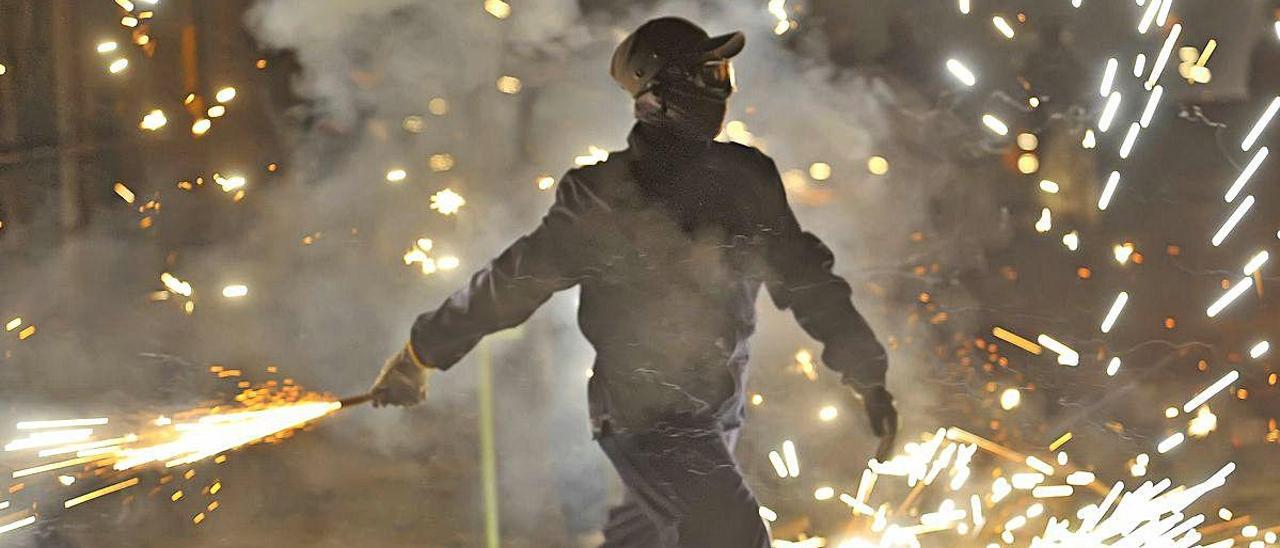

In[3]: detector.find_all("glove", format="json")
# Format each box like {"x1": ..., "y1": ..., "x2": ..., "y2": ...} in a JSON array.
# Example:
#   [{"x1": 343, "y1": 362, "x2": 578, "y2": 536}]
[
  {"x1": 370, "y1": 343, "x2": 433, "y2": 407},
  {"x1": 855, "y1": 385, "x2": 898, "y2": 461}
]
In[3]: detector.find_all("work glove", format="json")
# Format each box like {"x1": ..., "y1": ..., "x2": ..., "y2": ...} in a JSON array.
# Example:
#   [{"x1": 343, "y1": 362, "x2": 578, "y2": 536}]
[
  {"x1": 854, "y1": 385, "x2": 898, "y2": 461},
  {"x1": 370, "y1": 343, "x2": 433, "y2": 407}
]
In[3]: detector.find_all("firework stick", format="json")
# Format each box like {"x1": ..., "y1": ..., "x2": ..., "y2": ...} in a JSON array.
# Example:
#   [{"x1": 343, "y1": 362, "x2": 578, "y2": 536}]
[{"x1": 337, "y1": 393, "x2": 375, "y2": 407}]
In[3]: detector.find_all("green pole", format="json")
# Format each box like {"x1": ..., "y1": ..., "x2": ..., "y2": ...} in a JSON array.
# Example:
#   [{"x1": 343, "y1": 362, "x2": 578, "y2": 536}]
[{"x1": 478, "y1": 342, "x2": 500, "y2": 548}]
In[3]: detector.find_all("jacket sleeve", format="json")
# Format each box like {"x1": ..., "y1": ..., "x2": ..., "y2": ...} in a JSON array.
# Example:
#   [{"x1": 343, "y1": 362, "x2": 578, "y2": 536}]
[
  {"x1": 756, "y1": 154, "x2": 889, "y2": 394},
  {"x1": 409, "y1": 172, "x2": 596, "y2": 370}
]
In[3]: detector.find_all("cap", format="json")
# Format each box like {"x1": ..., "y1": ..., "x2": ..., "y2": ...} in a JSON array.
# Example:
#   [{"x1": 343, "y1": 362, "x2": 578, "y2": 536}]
[{"x1": 610, "y1": 17, "x2": 745, "y2": 97}]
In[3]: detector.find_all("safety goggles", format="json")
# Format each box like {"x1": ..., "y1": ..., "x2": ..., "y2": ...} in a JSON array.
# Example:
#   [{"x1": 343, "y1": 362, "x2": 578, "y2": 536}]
[{"x1": 663, "y1": 59, "x2": 736, "y2": 98}]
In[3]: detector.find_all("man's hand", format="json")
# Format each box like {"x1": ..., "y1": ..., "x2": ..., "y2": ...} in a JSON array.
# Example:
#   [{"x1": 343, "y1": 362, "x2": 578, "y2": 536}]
[
  {"x1": 370, "y1": 344, "x2": 433, "y2": 407},
  {"x1": 856, "y1": 385, "x2": 898, "y2": 461}
]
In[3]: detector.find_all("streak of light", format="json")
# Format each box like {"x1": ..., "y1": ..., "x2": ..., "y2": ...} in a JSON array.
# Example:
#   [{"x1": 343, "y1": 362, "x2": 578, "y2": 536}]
[
  {"x1": 0, "y1": 515, "x2": 35, "y2": 535},
  {"x1": 991, "y1": 16, "x2": 1015, "y2": 39},
  {"x1": 839, "y1": 493, "x2": 875, "y2": 515},
  {"x1": 1032, "y1": 485, "x2": 1073, "y2": 498},
  {"x1": 759, "y1": 505, "x2": 777, "y2": 522},
  {"x1": 221, "y1": 285, "x2": 248, "y2": 298},
  {"x1": 1183, "y1": 370, "x2": 1240, "y2": 412},
  {"x1": 1147, "y1": 24, "x2": 1183, "y2": 89},
  {"x1": 108, "y1": 58, "x2": 129, "y2": 73},
  {"x1": 782, "y1": 440, "x2": 800, "y2": 478},
  {"x1": 1066, "y1": 471, "x2": 1095, "y2": 485},
  {"x1": 1242, "y1": 97, "x2": 1280, "y2": 151},
  {"x1": 483, "y1": 0, "x2": 510, "y2": 19},
  {"x1": 1138, "y1": 0, "x2": 1163, "y2": 33},
  {"x1": 214, "y1": 174, "x2": 246, "y2": 192},
  {"x1": 1025, "y1": 455, "x2": 1055, "y2": 476},
  {"x1": 1139, "y1": 85, "x2": 1163, "y2": 129},
  {"x1": 1196, "y1": 39, "x2": 1217, "y2": 67},
  {"x1": 1276, "y1": 21, "x2": 1280, "y2": 41},
  {"x1": 1249, "y1": 341, "x2": 1270, "y2": 358},
  {"x1": 1037, "y1": 334, "x2": 1079, "y2": 366},
  {"x1": 855, "y1": 469, "x2": 876, "y2": 503},
  {"x1": 1099, "y1": 57, "x2": 1118, "y2": 97},
  {"x1": 992, "y1": 327, "x2": 1042, "y2": 355},
  {"x1": 813, "y1": 486, "x2": 834, "y2": 500},
  {"x1": 1134, "y1": 53, "x2": 1147, "y2": 77},
  {"x1": 1224, "y1": 147, "x2": 1269, "y2": 202},
  {"x1": 13, "y1": 454, "x2": 113, "y2": 478},
  {"x1": 114, "y1": 182, "x2": 136, "y2": 204},
  {"x1": 1049, "y1": 432, "x2": 1072, "y2": 451},
  {"x1": 5, "y1": 429, "x2": 94, "y2": 452},
  {"x1": 385, "y1": 169, "x2": 407, "y2": 183},
  {"x1": 207, "y1": 105, "x2": 226, "y2": 118},
  {"x1": 981, "y1": 114, "x2": 1008, "y2": 135},
  {"x1": 1098, "y1": 171, "x2": 1121, "y2": 210},
  {"x1": 191, "y1": 118, "x2": 212, "y2": 136},
  {"x1": 63, "y1": 477, "x2": 140, "y2": 509},
  {"x1": 1157, "y1": 432, "x2": 1185, "y2": 453},
  {"x1": 161, "y1": 272, "x2": 193, "y2": 297},
  {"x1": 97, "y1": 41, "x2": 118, "y2": 53},
  {"x1": 768, "y1": 450, "x2": 787, "y2": 478},
  {"x1": 958, "y1": 0, "x2": 969, "y2": 14},
  {"x1": 496, "y1": 75, "x2": 522, "y2": 94},
  {"x1": 1206, "y1": 277, "x2": 1253, "y2": 317},
  {"x1": 1039, "y1": 179, "x2": 1059, "y2": 193},
  {"x1": 1034, "y1": 208, "x2": 1051, "y2": 233},
  {"x1": 818, "y1": 406, "x2": 838, "y2": 421},
  {"x1": 17, "y1": 418, "x2": 107, "y2": 430},
  {"x1": 1098, "y1": 92, "x2": 1122, "y2": 132},
  {"x1": 574, "y1": 145, "x2": 610, "y2": 166},
  {"x1": 4, "y1": 318, "x2": 19, "y2": 331},
  {"x1": 945, "y1": 59, "x2": 976, "y2": 87},
  {"x1": 139, "y1": 109, "x2": 167, "y2": 131},
  {"x1": 1106, "y1": 356, "x2": 1121, "y2": 376},
  {"x1": 1100, "y1": 291, "x2": 1129, "y2": 333},
  {"x1": 1243, "y1": 250, "x2": 1269, "y2": 275},
  {"x1": 1118, "y1": 122, "x2": 1141, "y2": 159},
  {"x1": 1156, "y1": 0, "x2": 1173, "y2": 25},
  {"x1": 1210, "y1": 195, "x2": 1255, "y2": 246}
]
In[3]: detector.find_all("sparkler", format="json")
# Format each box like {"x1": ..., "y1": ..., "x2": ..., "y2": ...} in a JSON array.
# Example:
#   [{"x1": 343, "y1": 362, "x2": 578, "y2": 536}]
[
  {"x1": 1240, "y1": 96, "x2": 1279, "y2": 151},
  {"x1": 1210, "y1": 195, "x2": 1255, "y2": 247},
  {"x1": 1224, "y1": 146, "x2": 1268, "y2": 202},
  {"x1": 1205, "y1": 277, "x2": 1252, "y2": 317}
]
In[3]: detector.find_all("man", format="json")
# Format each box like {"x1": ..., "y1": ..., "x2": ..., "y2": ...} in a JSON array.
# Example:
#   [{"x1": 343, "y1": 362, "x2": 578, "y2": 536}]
[{"x1": 371, "y1": 17, "x2": 896, "y2": 547}]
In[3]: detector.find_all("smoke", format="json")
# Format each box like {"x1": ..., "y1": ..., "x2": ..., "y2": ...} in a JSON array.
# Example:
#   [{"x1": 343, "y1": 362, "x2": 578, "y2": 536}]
[{"x1": 0, "y1": 1, "x2": 1006, "y2": 545}]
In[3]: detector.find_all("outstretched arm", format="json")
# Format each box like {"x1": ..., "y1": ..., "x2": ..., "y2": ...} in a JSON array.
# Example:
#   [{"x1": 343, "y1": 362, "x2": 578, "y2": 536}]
[{"x1": 410, "y1": 173, "x2": 595, "y2": 370}]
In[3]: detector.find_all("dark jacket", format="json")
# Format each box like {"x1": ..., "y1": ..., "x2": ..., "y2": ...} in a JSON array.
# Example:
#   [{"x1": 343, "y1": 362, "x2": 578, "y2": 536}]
[{"x1": 410, "y1": 123, "x2": 887, "y2": 432}]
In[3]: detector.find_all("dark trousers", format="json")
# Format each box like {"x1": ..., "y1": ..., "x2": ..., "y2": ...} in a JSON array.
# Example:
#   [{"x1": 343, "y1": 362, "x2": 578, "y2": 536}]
[{"x1": 598, "y1": 424, "x2": 771, "y2": 548}]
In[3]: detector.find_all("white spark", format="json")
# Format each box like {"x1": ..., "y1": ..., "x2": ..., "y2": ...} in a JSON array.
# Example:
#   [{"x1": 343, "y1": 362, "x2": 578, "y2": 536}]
[
  {"x1": 1224, "y1": 147, "x2": 1268, "y2": 202},
  {"x1": 1157, "y1": 432, "x2": 1185, "y2": 453},
  {"x1": 1037, "y1": 334, "x2": 1079, "y2": 366},
  {"x1": 1147, "y1": 24, "x2": 1182, "y2": 88},
  {"x1": 946, "y1": 59, "x2": 977, "y2": 87},
  {"x1": 1249, "y1": 341, "x2": 1270, "y2": 358},
  {"x1": 1210, "y1": 195, "x2": 1255, "y2": 247},
  {"x1": 1139, "y1": 85, "x2": 1163, "y2": 127},
  {"x1": 1098, "y1": 171, "x2": 1121, "y2": 210},
  {"x1": 1099, "y1": 58, "x2": 1118, "y2": 97},
  {"x1": 1138, "y1": 0, "x2": 1162, "y2": 33},
  {"x1": 1242, "y1": 250, "x2": 1269, "y2": 275},
  {"x1": 1100, "y1": 291, "x2": 1129, "y2": 333},
  {"x1": 982, "y1": 114, "x2": 1009, "y2": 136},
  {"x1": 1206, "y1": 277, "x2": 1254, "y2": 318},
  {"x1": 1098, "y1": 92, "x2": 1122, "y2": 132},
  {"x1": 782, "y1": 440, "x2": 800, "y2": 478},
  {"x1": 1241, "y1": 97, "x2": 1280, "y2": 151},
  {"x1": 1106, "y1": 357, "x2": 1121, "y2": 376},
  {"x1": 1133, "y1": 53, "x2": 1147, "y2": 77},
  {"x1": 1182, "y1": 370, "x2": 1239, "y2": 412},
  {"x1": 1035, "y1": 208, "x2": 1052, "y2": 233},
  {"x1": 992, "y1": 16, "x2": 1015, "y2": 39},
  {"x1": 1118, "y1": 122, "x2": 1141, "y2": 159}
]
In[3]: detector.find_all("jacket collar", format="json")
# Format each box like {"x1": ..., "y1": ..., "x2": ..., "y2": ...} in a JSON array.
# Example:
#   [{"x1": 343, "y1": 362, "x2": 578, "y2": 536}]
[{"x1": 626, "y1": 122, "x2": 712, "y2": 164}]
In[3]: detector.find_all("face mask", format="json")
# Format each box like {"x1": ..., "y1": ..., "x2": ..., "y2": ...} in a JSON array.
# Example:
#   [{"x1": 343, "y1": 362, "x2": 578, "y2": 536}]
[{"x1": 634, "y1": 81, "x2": 728, "y2": 141}]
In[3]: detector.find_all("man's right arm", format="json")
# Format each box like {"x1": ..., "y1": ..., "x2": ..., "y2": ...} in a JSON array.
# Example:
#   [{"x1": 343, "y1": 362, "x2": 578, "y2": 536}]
[{"x1": 408, "y1": 172, "x2": 599, "y2": 370}]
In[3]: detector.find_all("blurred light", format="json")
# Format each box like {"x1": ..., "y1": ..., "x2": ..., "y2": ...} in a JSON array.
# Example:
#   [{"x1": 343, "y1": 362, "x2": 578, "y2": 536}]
[
  {"x1": 1037, "y1": 334, "x2": 1079, "y2": 366},
  {"x1": 122, "y1": 16, "x2": 139, "y2": 27},
  {"x1": 1241, "y1": 97, "x2": 1280, "y2": 151},
  {"x1": 429, "y1": 153, "x2": 454, "y2": 172},
  {"x1": 139, "y1": 109, "x2": 167, "y2": 131},
  {"x1": 536, "y1": 175, "x2": 555, "y2": 190},
  {"x1": 215, "y1": 87, "x2": 237, "y2": 103},
  {"x1": 1133, "y1": 53, "x2": 1147, "y2": 77},
  {"x1": 97, "y1": 41, "x2": 118, "y2": 54},
  {"x1": 403, "y1": 116, "x2": 426, "y2": 133},
  {"x1": 575, "y1": 145, "x2": 610, "y2": 166},
  {"x1": 430, "y1": 188, "x2": 466, "y2": 215},
  {"x1": 114, "y1": 182, "x2": 135, "y2": 204},
  {"x1": 999, "y1": 388, "x2": 1021, "y2": 410},
  {"x1": 1082, "y1": 129, "x2": 1097, "y2": 149},
  {"x1": 1034, "y1": 208, "x2": 1051, "y2": 233},
  {"x1": 759, "y1": 506, "x2": 778, "y2": 522},
  {"x1": 1249, "y1": 341, "x2": 1270, "y2": 359},
  {"x1": 207, "y1": 105, "x2": 226, "y2": 118},
  {"x1": 814, "y1": 486, "x2": 834, "y2": 501},
  {"x1": 1210, "y1": 195, "x2": 1254, "y2": 247},
  {"x1": 1017, "y1": 153, "x2": 1039, "y2": 174},
  {"x1": 1206, "y1": 277, "x2": 1253, "y2": 317},
  {"x1": 981, "y1": 114, "x2": 1008, "y2": 136},
  {"x1": 1016, "y1": 133, "x2": 1038, "y2": 151},
  {"x1": 1242, "y1": 250, "x2": 1269, "y2": 275},
  {"x1": 385, "y1": 169, "x2": 407, "y2": 183},
  {"x1": 818, "y1": 406, "x2": 838, "y2": 422},
  {"x1": 1062, "y1": 231, "x2": 1079, "y2": 251},
  {"x1": 1165, "y1": 407, "x2": 1179, "y2": 418},
  {"x1": 1039, "y1": 180, "x2": 1059, "y2": 193},
  {"x1": 191, "y1": 118, "x2": 212, "y2": 136},
  {"x1": 496, "y1": 76, "x2": 522, "y2": 94},
  {"x1": 1219, "y1": 508, "x2": 1234, "y2": 521},
  {"x1": 958, "y1": 0, "x2": 970, "y2": 14},
  {"x1": 221, "y1": 285, "x2": 248, "y2": 298},
  {"x1": 1098, "y1": 92, "x2": 1122, "y2": 132},
  {"x1": 483, "y1": 0, "x2": 511, "y2": 19},
  {"x1": 808, "y1": 162, "x2": 832, "y2": 181},
  {"x1": 1098, "y1": 171, "x2": 1120, "y2": 210},
  {"x1": 437, "y1": 256, "x2": 460, "y2": 270},
  {"x1": 428, "y1": 97, "x2": 449, "y2": 115},
  {"x1": 1156, "y1": 432, "x2": 1185, "y2": 453},
  {"x1": 1225, "y1": 147, "x2": 1268, "y2": 202},
  {"x1": 1106, "y1": 357, "x2": 1121, "y2": 376},
  {"x1": 1099, "y1": 57, "x2": 1118, "y2": 97},
  {"x1": 214, "y1": 174, "x2": 246, "y2": 192},
  {"x1": 992, "y1": 16, "x2": 1015, "y2": 39},
  {"x1": 751, "y1": 393, "x2": 764, "y2": 406},
  {"x1": 1114, "y1": 243, "x2": 1135, "y2": 264},
  {"x1": 109, "y1": 58, "x2": 129, "y2": 73},
  {"x1": 945, "y1": 59, "x2": 976, "y2": 86},
  {"x1": 1138, "y1": 0, "x2": 1162, "y2": 33},
  {"x1": 1183, "y1": 370, "x2": 1240, "y2": 412},
  {"x1": 867, "y1": 156, "x2": 889, "y2": 175},
  {"x1": 782, "y1": 440, "x2": 800, "y2": 477}
]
